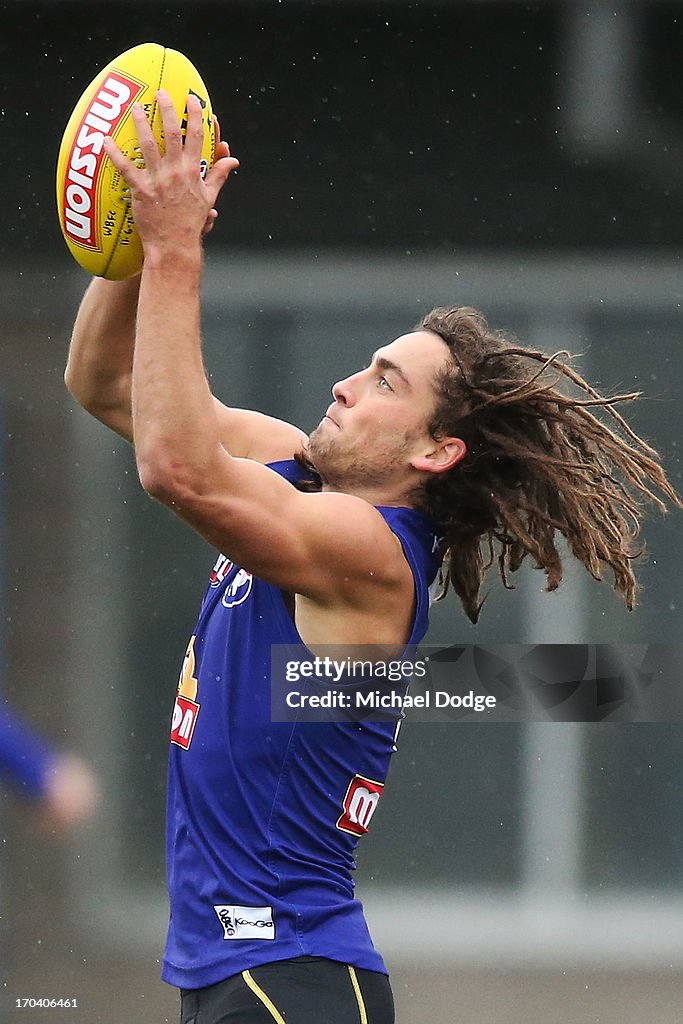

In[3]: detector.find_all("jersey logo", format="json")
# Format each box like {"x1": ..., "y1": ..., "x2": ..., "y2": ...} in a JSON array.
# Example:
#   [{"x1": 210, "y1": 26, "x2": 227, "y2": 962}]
[
  {"x1": 171, "y1": 636, "x2": 200, "y2": 750},
  {"x1": 214, "y1": 904, "x2": 275, "y2": 940},
  {"x1": 209, "y1": 553, "x2": 254, "y2": 608},
  {"x1": 209, "y1": 553, "x2": 234, "y2": 588},
  {"x1": 221, "y1": 567, "x2": 253, "y2": 608},
  {"x1": 171, "y1": 695, "x2": 200, "y2": 750},
  {"x1": 336, "y1": 774, "x2": 384, "y2": 837}
]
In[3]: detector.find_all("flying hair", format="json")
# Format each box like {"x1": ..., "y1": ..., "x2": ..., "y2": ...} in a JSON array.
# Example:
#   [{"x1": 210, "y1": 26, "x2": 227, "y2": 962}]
[{"x1": 416, "y1": 306, "x2": 681, "y2": 623}]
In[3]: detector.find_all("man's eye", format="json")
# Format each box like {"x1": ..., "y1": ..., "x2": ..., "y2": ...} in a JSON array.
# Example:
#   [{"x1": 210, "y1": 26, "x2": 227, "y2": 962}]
[{"x1": 378, "y1": 376, "x2": 392, "y2": 390}]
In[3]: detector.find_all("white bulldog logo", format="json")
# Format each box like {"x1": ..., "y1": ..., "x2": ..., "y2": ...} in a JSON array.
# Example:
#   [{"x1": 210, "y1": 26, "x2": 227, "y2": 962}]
[{"x1": 221, "y1": 567, "x2": 254, "y2": 609}]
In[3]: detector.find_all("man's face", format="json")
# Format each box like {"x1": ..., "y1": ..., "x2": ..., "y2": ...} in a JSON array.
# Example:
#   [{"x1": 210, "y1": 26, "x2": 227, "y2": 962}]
[{"x1": 307, "y1": 330, "x2": 452, "y2": 492}]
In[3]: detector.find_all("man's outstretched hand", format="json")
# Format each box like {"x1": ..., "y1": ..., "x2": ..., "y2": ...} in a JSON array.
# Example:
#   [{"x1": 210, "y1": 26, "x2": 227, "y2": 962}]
[{"x1": 104, "y1": 91, "x2": 240, "y2": 261}]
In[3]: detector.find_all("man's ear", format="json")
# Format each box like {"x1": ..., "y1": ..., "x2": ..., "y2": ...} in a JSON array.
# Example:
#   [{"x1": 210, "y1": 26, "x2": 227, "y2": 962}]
[{"x1": 411, "y1": 437, "x2": 467, "y2": 475}]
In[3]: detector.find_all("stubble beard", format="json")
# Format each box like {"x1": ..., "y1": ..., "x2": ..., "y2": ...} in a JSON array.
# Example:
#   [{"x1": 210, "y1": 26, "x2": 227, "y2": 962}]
[{"x1": 307, "y1": 423, "x2": 412, "y2": 493}]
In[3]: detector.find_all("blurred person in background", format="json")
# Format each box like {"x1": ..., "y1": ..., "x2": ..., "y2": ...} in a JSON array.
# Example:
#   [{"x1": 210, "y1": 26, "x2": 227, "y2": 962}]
[
  {"x1": 0, "y1": 700, "x2": 100, "y2": 829},
  {"x1": 0, "y1": 700, "x2": 99, "y2": 1011}
]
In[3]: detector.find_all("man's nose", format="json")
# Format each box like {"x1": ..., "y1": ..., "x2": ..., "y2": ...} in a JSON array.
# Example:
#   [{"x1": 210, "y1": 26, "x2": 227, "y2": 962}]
[{"x1": 331, "y1": 376, "x2": 355, "y2": 406}]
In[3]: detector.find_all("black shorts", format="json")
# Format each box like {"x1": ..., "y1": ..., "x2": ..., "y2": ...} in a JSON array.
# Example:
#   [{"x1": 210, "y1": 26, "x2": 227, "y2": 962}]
[{"x1": 179, "y1": 956, "x2": 394, "y2": 1024}]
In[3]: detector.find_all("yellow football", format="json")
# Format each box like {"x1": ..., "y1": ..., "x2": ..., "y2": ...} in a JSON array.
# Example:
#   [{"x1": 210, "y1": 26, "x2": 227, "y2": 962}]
[{"x1": 56, "y1": 42, "x2": 216, "y2": 280}]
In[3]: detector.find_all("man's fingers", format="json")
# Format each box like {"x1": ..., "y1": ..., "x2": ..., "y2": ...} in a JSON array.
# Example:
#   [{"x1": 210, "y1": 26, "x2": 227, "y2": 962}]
[
  {"x1": 104, "y1": 91, "x2": 237, "y2": 218},
  {"x1": 213, "y1": 115, "x2": 237, "y2": 157},
  {"x1": 183, "y1": 93, "x2": 206, "y2": 165},
  {"x1": 156, "y1": 89, "x2": 184, "y2": 159},
  {"x1": 201, "y1": 209, "x2": 218, "y2": 237},
  {"x1": 156, "y1": 90, "x2": 210, "y2": 171},
  {"x1": 131, "y1": 102, "x2": 161, "y2": 170},
  {"x1": 204, "y1": 154, "x2": 240, "y2": 208},
  {"x1": 103, "y1": 134, "x2": 139, "y2": 187},
  {"x1": 103, "y1": 99, "x2": 162, "y2": 188}
]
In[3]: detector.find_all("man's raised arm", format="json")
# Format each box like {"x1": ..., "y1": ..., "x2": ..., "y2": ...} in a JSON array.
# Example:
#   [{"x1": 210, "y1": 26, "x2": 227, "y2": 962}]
[
  {"x1": 65, "y1": 261, "x2": 305, "y2": 463},
  {"x1": 65, "y1": 275, "x2": 139, "y2": 442}
]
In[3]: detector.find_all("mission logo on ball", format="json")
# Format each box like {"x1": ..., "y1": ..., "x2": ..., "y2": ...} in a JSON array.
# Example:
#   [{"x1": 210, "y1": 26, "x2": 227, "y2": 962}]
[{"x1": 56, "y1": 42, "x2": 216, "y2": 280}]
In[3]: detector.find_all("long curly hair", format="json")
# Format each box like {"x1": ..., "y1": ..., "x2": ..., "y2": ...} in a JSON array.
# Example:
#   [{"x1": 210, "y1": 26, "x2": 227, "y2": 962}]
[{"x1": 416, "y1": 306, "x2": 681, "y2": 623}]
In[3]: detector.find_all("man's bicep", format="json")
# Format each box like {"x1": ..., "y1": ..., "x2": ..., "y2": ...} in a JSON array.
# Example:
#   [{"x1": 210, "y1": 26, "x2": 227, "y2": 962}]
[{"x1": 213, "y1": 399, "x2": 308, "y2": 462}]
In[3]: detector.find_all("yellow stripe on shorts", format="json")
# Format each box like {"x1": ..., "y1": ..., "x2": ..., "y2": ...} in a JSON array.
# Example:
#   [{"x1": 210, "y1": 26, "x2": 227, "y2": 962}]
[
  {"x1": 241, "y1": 969, "x2": 287, "y2": 1024},
  {"x1": 347, "y1": 965, "x2": 368, "y2": 1024}
]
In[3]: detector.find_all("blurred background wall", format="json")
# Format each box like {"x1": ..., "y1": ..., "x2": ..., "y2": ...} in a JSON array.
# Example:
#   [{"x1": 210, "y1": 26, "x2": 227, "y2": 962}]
[{"x1": 1, "y1": 1, "x2": 682, "y2": 1021}]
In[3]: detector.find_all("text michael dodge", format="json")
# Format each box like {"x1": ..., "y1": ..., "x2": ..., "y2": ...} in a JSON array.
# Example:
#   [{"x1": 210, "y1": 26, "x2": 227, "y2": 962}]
[{"x1": 284, "y1": 690, "x2": 497, "y2": 712}]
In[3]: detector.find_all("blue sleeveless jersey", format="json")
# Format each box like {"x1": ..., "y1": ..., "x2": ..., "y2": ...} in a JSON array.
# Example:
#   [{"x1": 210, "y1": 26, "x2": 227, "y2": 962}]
[{"x1": 162, "y1": 460, "x2": 444, "y2": 989}]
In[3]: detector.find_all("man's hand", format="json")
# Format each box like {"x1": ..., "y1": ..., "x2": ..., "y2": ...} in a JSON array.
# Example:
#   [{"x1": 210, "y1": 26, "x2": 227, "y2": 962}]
[
  {"x1": 201, "y1": 115, "x2": 232, "y2": 238},
  {"x1": 103, "y1": 91, "x2": 239, "y2": 262}
]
